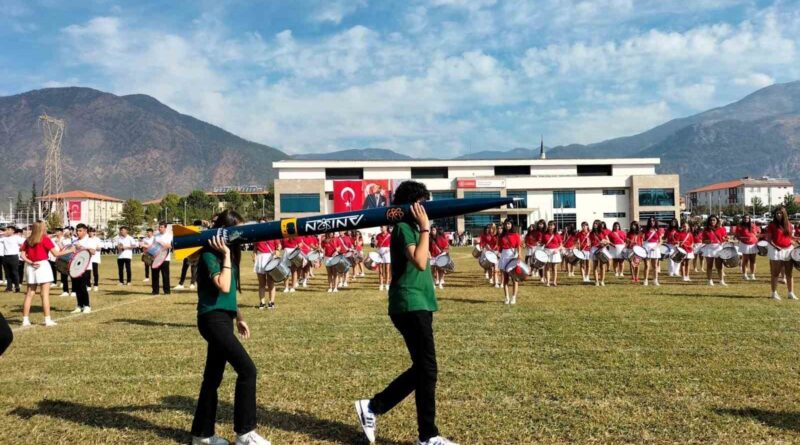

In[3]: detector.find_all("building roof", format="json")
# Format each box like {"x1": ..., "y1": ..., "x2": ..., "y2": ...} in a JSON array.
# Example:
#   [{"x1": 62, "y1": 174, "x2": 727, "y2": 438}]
[
  {"x1": 38, "y1": 190, "x2": 123, "y2": 202},
  {"x1": 688, "y1": 177, "x2": 794, "y2": 194},
  {"x1": 273, "y1": 157, "x2": 661, "y2": 169}
]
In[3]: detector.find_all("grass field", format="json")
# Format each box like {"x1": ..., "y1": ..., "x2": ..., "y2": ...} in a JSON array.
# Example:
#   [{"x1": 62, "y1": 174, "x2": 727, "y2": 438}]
[{"x1": 1, "y1": 247, "x2": 800, "y2": 444}]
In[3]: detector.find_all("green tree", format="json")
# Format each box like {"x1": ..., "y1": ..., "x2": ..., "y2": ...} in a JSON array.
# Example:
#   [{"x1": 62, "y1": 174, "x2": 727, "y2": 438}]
[
  {"x1": 30, "y1": 181, "x2": 38, "y2": 213},
  {"x1": 144, "y1": 203, "x2": 162, "y2": 224},
  {"x1": 121, "y1": 199, "x2": 144, "y2": 228},
  {"x1": 750, "y1": 197, "x2": 767, "y2": 215},
  {"x1": 722, "y1": 204, "x2": 739, "y2": 218},
  {"x1": 782, "y1": 194, "x2": 800, "y2": 215},
  {"x1": 183, "y1": 190, "x2": 216, "y2": 222},
  {"x1": 46, "y1": 212, "x2": 63, "y2": 230},
  {"x1": 222, "y1": 191, "x2": 244, "y2": 212}
]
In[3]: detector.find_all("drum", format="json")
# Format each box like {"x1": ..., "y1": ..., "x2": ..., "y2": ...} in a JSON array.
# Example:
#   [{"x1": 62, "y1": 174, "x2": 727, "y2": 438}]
[
  {"x1": 531, "y1": 249, "x2": 549, "y2": 269},
  {"x1": 265, "y1": 258, "x2": 291, "y2": 282},
  {"x1": 55, "y1": 250, "x2": 91, "y2": 278},
  {"x1": 342, "y1": 251, "x2": 356, "y2": 266},
  {"x1": 144, "y1": 244, "x2": 170, "y2": 269},
  {"x1": 594, "y1": 247, "x2": 612, "y2": 264},
  {"x1": 756, "y1": 240, "x2": 769, "y2": 257},
  {"x1": 525, "y1": 247, "x2": 536, "y2": 258},
  {"x1": 471, "y1": 245, "x2": 482, "y2": 258},
  {"x1": 670, "y1": 246, "x2": 687, "y2": 263},
  {"x1": 567, "y1": 248, "x2": 586, "y2": 265},
  {"x1": 434, "y1": 254, "x2": 455, "y2": 273},
  {"x1": 328, "y1": 254, "x2": 351, "y2": 274},
  {"x1": 630, "y1": 246, "x2": 648, "y2": 266},
  {"x1": 791, "y1": 249, "x2": 800, "y2": 271},
  {"x1": 354, "y1": 251, "x2": 365, "y2": 263},
  {"x1": 254, "y1": 253, "x2": 273, "y2": 274},
  {"x1": 505, "y1": 258, "x2": 531, "y2": 282},
  {"x1": 719, "y1": 243, "x2": 740, "y2": 268},
  {"x1": 364, "y1": 252, "x2": 382, "y2": 271},
  {"x1": 283, "y1": 249, "x2": 304, "y2": 268},
  {"x1": 478, "y1": 250, "x2": 498, "y2": 270},
  {"x1": 306, "y1": 250, "x2": 322, "y2": 265},
  {"x1": 659, "y1": 245, "x2": 672, "y2": 260}
]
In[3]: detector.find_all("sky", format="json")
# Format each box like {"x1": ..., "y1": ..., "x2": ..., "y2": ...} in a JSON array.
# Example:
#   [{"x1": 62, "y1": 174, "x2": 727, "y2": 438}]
[{"x1": 1, "y1": 0, "x2": 799, "y2": 157}]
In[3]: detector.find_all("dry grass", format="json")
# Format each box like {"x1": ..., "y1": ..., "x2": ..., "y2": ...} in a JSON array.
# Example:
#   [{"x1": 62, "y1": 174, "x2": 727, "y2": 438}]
[{"x1": 1, "y1": 248, "x2": 800, "y2": 444}]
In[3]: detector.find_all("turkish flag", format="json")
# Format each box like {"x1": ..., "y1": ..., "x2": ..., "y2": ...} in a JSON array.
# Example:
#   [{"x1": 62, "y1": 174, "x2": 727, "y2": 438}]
[
  {"x1": 68, "y1": 201, "x2": 82, "y2": 221},
  {"x1": 333, "y1": 180, "x2": 364, "y2": 213}
]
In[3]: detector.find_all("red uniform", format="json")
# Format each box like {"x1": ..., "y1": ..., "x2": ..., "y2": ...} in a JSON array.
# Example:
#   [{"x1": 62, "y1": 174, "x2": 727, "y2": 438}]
[
  {"x1": 626, "y1": 231, "x2": 643, "y2": 247},
  {"x1": 430, "y1": 235, "x2": 449, "y2": 256},
  {"x1": 254, "y1": 240, "x2": 279, "y2": 254},
  {"x1": 282, "y1": 237, "x2": 300, "y2": 249},
  {"x1": 702, "y1": 227, "x2": 727, "y2": 245},
  {"x1": 375, "y1": 232, "x2": 391, "y2": 248},
  {"x1": 692, "y1": 232, "x2": 703, "y2": 244},
  {"x1": 767, "y1": 223, "x2": 794, "y2": 249},
  {"x1": 541, "y1": 232, "x2": 563, "y2": 249},
  {"x1": 608, "y1": 229, "x2": 626, "y2": 245},
  {"x1": 734, "y1": 224, "x2": 759, "y2": 245},
  {"x1": 563, "y1": 234, "x2": 577, "y2": 249},
  {"x1": 21, "y1": 236, "x2": 55, "y2": 262},
  {"x1": 524, "y1": 231, "x2": 540, "y2": 247},
  {"x1": 643, "y1": 228, "x2": 662, "y2": 244},
  {"x1": 322, "y1": 238, "x2": 341, "y2": 257},
  {"x1": 480, "y1": 233, "x2": 498, "y2": 250},
  {"x1": 498, "y1": 232, "x2": 521, "y2": 250},
  {"x1": 665, "y1": 228, "x2": 678, "y2": 245},
  {"x1": 673, "y1": 231, "x2": 694, "y2": 253},
  {"x1": 589, "y1": 230, "x2": 608, "y2": 248},
  {"x1": 576, "y1": 231, "x2": 591, "y2": 251}
]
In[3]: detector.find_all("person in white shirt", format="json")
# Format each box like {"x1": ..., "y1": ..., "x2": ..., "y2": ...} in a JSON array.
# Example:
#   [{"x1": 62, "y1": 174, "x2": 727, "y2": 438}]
[
  {"x1": 151, "y1": 221, "x2": 173, "y2": 295},
  {"x1": 140, "y1": 228, "x2": 155, "y2": 282},
  {"x1": 58, "y1": 228, "x2": 75, "y2": 297},
  {"x1": 2, "y1": 226, "x2": 23, "y2": 292},
  {"x1": 114, "y1": 226, "x2": 136, "y2": 285},
  {"x1": 0, "y1": 227, "x2": 6, "y2": 285},
  {"x1": 71, "y1": 224, "x2": 96, "y2": 314},
  {"x1": 87, "y1": 228, "x2": 103, "y2": 291},
  {"x1": 15, "y1": 227, "x2": 26, "y2": 287}
]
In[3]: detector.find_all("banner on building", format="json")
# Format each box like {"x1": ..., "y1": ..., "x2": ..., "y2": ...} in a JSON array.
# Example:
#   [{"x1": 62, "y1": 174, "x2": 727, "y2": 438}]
[
  {"x1": 68, "y1": 201, "x2": 81, "y2": 221},
  {"x1": 333, "y1": 180, "x2": 392, "y2": 213},
  {"x1": 457, "y1": 178, "x2": 506, "y2": 189}
]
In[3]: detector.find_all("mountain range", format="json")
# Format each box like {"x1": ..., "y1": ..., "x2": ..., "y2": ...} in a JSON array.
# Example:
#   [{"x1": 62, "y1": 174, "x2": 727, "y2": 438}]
[{"x1": 1, "y1": 81, "x2": 799, "y2": 199}]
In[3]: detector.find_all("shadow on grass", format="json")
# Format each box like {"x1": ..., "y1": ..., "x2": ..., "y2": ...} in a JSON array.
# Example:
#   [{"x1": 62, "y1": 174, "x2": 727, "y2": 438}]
[
  {"x1": 438, "y1": 297, "x2": 495, "y2": 305},
  {"x1": 106, "y1": 318, "x2": 194, "y2": 328},
  {"x1": 10, "y1": 395, "x2": 405, "y2": 445},
  {"x1": 715, "y1": 407, "x2": 800, "y2": 431},
  {"x1": 659, "y1": 292, "x2": 755, "y2": 300},
  {"x1": 102, "y1": 290, "x2": 150, "y2": 297}
]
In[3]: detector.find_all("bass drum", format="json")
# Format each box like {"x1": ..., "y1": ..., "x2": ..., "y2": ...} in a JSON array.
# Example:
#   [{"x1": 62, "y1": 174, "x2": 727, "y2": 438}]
[
  {"x1": 718, "y1": 243, "x2": 740, "y2": 268},
  {"x1": 364, "y1": 252, "x2": 382, "y2": 271},
  {"x1": 144, "y1": 244, "x2": 170, "y2": 269},
  {"x1": 471, "y1": 245, "x2": 482, "y2": 258},
  {"x1": 478, "y1": 251, "x2": 498, "y2": 270},
  {"x1": 434, "y1": 254, "x2": 455, "y2": 273},
  {"x1": 55, "y1": 250, "x2": 92, "y2": 278},
  {"x1": 265, "y1": 258, "x2": 291, "y2": 282},
  {"x1": 530, "y1": 249, "x2": 549, "y2": 269},
  {"x1": 504, "y1": 258, "x2": 531, "y2": 282}
]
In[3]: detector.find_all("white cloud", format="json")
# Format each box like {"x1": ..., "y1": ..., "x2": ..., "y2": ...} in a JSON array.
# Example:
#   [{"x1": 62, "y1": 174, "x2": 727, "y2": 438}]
[
  {"x1": 733, "y1": 72, "x2": 775, "y2": 88},
  {"x1": 310, "y1": 0, "x2": 367, "y2": 24},
  {"x1": 554, "y1": 101, "x2": 673, "y2": 144}
]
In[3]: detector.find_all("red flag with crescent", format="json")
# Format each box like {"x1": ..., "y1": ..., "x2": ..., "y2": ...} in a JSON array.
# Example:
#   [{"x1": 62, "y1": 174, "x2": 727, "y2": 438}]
[
  {"x1": 333, "y1": 180, "x2": 364, "y2": 213},
  {"x1": 68, "y1": 201, "x2": 82, "y2": 221}
]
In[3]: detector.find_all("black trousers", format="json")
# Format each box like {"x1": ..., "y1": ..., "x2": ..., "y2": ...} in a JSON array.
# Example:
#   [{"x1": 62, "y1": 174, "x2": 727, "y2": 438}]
[
  {"x1": 72, "y1": 274, "x2": 90, "y2": 308},
  {"x1": 117, "y1": 259, "x2": 132, "y2": 284},
  {"x1": 18, "y1": 261, "x2": 24, "y2": 285},
  {"x1": 179, "y1": 259, "x2": 198, "y2": 286},
  {"x1": 151, "y1": 261, "x2": 171, "y2": 294},
  {"x1": 61, "y1": 272, "x2": 70, "y2": 293},
  {"x1": 49, "y1": 261, "x2": 58, "y2": 284},
  {"x1": 3, "y1": 255, "x2": 20, "y2": 291},
  {"x1": 144, "y1": 260, "x2": 150, "y2": 278},
  {"x1": 90, "y1": 263, "x2": 99, "y2": 287},
  {"x1": 370, "y1": 311, "x2": 439, "y2": 441},
  {"x1": 0, "y1": 312, "x2": 12, "y2": 356},
  {"x1": 0, "y1": 257, "x2": 4, "y2": 281},
  {"x1": 192, "y1": 310, "x2": 257, "y2": 437}
]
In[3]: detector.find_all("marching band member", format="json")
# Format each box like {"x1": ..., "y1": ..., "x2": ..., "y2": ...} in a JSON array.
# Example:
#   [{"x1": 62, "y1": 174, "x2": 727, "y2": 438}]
[
  {"x1": 87, "y1": 227, "x2": 101, "y2": 292},
  {"x1": 20, "y1": 221, "x2": 71, "y2": 327},
  {"x1": 561, "y1": 225, "x2": 577, "y2": 277},
  {"x1": 322, "y1": 232, "x2": 342, "y2": 293},
  {"x1": 626, "y1": 221, "x2": 643, "y2": 283},
  {"x1": 58, "y1": 227, "x2": 75, "y2": 296},
  {"x1": 766, "y1": 207, "x2": 796, "y2": 300},
  {"x1": 298, "y1": 235, "x2": 314, "y2": 288},
  {"x1": 665, "y1": 218, "x2": 680, "y2": 277},
  {"x1": 479, "y1": 225, "x2": 497, "y2": 285},
  {"x1": 692, "y1": 225, "x2": 705, "y2": 273},
  {"x1": 524, "y1": 224, "x2": 538, "y2": 270},
  {"x1": 674, "y1": 220, "x2": 695, "y2": 282},
  {"x1": 498, "y1": 218, "x2": 523, "y2": 304},
  {"x1": 702, "y1": 215, "x2": 728, "y2": 287},
  {"x1": 642, "y1": 217, "x2": 663, "y2": 286},
  {"x1": 589, "y1": 220, "x2": 610, "y2": 286},
  {"x1": 151, "y1": 222, "x2": 173, "y2": 295},
  {"x1": 2, "y1": 226, "x2": 23, "y2": 293},
  {"x1": 176, "y1": 221, "x2": 204, "y2": 291},
  {"x1": 376, "y1": 226, "x2": 392, "y2": 291},
  {"x1": 542, "y1": 221, "x2": 563, "y2": 287},
  {"x1": 429, "y1": 226, "x2": 450, "y2": 289},
  {"x1": 114, "y1": 226, "x2": 136, "y2": 286},
  {"x1": 577, "y1": 222, "x2": 591, "y2": 283},
  {"x1": 735, "y1": 215, "x2": 760, "y2": 281},
  {"x1": 70, "y1": 224, "x2": 95, "y2": 314},
  {"x1": 141, "y1": 228, "x2": 155, "y2": 282},
  {"x1": 533, "y1": 220, "x2": 547, "y2": 283},
  {"x1": 0, "y1": 227, "x2": 4, "y2": 286},
  {"x1": 306, "y1": 234, "x2": 321, "y2": 279},
  {"x1": 609, "y1": 222, "x2": 626, "y2": 278},
  {"x1": 48, "y1": 227, "x2": 63, "y2": 286},
  {"x1": 281, "y1": 235, "x2": 301, "y2": 293},
  {"x1": 353, "y1": 231, "x2": 366, "y2": 278},
  {"x1": 339, "y1": 231, "x2": 355, "y2": 288},
  {"x1": 253, "y1": 237, "x2": 280, "y2": 309}
]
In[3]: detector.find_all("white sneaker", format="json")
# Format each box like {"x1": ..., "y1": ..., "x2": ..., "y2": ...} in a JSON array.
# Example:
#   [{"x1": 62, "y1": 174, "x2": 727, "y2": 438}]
[
  {"x1": 192, "y1": 436, "x2": 230, "y2": 445},
  {"x1": 355, "y1": 399, "x2": 377, "y2": 443},
  {"x1": 333, "y1": 288, "x2": 338, "y2": 293},
  {"x1": 386, "y1": 285, "x2": 390, "y2": 291},
  {"x1": 93, "y1": 286, "x2": 99, "y2": 292},
  {"x1": 600, "y1": 281, "x2": 605, "y2": 287},
  {"x1": 708, "y1": 280, "x2": 714, "y2": 286},
  {"x1": 440, "y1": 279, "x2": 445, "y2": 285},
  {"x1": 789, "y1": 293, "x2": 798, "y2": 300},
  {"x1": 438, "y1": 283, "x2": 444, "y2": 289},
  {"x1": 653, "y1": 280, "x2": 660, "y2": 287},
  {"x1": 504, "y1": 296, "x2": 510, "y2": 305},
  {"x1": 417, "y1": 436, "x2": 459, "y2": 445},
  {"x1": 117, "y1": 282, "x2": 123, "y2": 286},
  {"x1": 283, "y1": 287, "x2": 289, "y2": 293},
  {"x1": 595, "y1": 281, "x2": 600, "y2": 287},
  {"x1": 327, "y1": 288, "x2": 333, "y2": 293},
  {"x1": 719, "y1": 281, "x2": 728, "y2": 287},
  {"x1": 44, "y1": 318, "x2": 58, "y2": 327},
  {"x1": 772, "y1": 291, "x2": 781, "y2": 300},
  {"x1": 143, "y1": 278, "x2": 150, "y2": 282},
  {"x1": 174, "y1": 284, "x2": 185, "y2": 290},
  {"x1": 751, "y1": 274, "x2": 756, "y2": 280},
  {"x1": 70, "y1": 292, "x2": 76, "y2": 297},
  {"x1": 22, "y1": 318, "x2": 31, "y2": 327},
  {"x1": 71, "y1": 307, "x2": 83, "y2": 314},
  {"x1": 235, "y1": 430, "x2": 271, "y2": 445},
  {"x1": 289, "y1": 288, "x2": 296, "y2": 293},
  {"x1": 780, "y1": 278, "x2": 787, "y2": 284},
  {"x1": 494, "y1": 283, "x2": 500, "y2": 288},
  {"x1": 82, "y1": 306, "x2": 91, "y2": 314},
  {"x1": 743, "y1": 274, "x2": 749, "y2": 281},
  {"x1": 190, "y1": 283, "x2": 196, "y2": 290},
  {"x1": 60, "y1": 292, "x2": 69, "y2": 297},
  {"x1": 379, "y1": 284, "x2": 384, "y2": 291},
  {"x1": 643, "y1": 280, "x2": 649, "y2": 286},
  {"x1": 302, "y1": 279, "x2": 308, "y2": 288},
  {"x1": 510, "y1": 296, "x2": 516, "y2": 305}
]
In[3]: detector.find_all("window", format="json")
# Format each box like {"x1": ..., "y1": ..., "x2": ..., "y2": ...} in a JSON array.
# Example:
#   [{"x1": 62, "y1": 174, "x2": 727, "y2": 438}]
[
  {"x1": 554, "y1": 213, "x2": 576, "y2": 230},
  {"x1": 465, "y1": 191, "x2": 502, "y2": 199},
  {"x1": 465, "y1": 213, "x2": 501, "y2": 235},
  {"x1": 411, "y1": 167, "x2": 448, "y2": 179},
  {"x1": 603, "y1": 212, "x2": 626, "y2": 218},
  {"x1": 280, "y1": 193, "x2": 320, "y2": 213},
  {"x1": 431, "y1": 191, "x2": 456, "y2": 231},
  {"x1": 602, "y1": 189, "x2": 626, "y2": 195},
  {"x1": 639, "y1": 211, "x2": 675, "y2": 225},
  {"x1": 638, "y1": 188, "x2": 675, "y2": 206},
  {"x1": 507, "y1": 191, "x2": 527, "y2": 209},
  {"x1": 325, "y1": 168, "x2": 363, "y2": 179},
  {"x1": 553, "y1": 190, "x2": 576, "y2": 209},
  {"x1": 494, "y1": 165, "x2": 530, "y2": 176},
  {"x1": 577, "y1": 164, "x2": 612, "y2": 176}
]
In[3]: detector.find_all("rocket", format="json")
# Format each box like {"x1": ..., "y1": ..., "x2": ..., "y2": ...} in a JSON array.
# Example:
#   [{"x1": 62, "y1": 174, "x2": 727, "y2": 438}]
[{"x1": 172, "y1": 197, "x2": 514, "y2": 261}]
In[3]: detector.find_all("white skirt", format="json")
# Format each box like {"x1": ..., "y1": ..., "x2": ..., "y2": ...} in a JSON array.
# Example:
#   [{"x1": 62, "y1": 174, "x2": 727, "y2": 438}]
[
  {"x1": 644, "y1": 242, "x2": 660, "y2": 259},
  {"x1": 738, "y1": 243, "x2": 758, "y2": 255},
  {"x1": 498, "y1": 249, "x2": 517, "y2": 271},
  {"x1": 768, "y1": 245, "x2": 793, "y2": 262},
  {"x1": 26, "y1": 260, "x2": 54, "y2": 284},
  {"x1": 684, "y1": 251, "x2": 695, "y2": 260},
  {"x1": 703, "y1": 243, "x2": 722, "y2": 258},
  {"x1": 695, "y1": 243, "x2": 705, "y2": 255},
  {"x1": 611, "y1": 244, "x2": 626, "y2": 259},
  {"x1": 546, "y1": 248, "x2": 562, "y2": 264},
  {"x1": 254, "y1": 252, "x2": 273, "y2": 274},
  {"x1": 378, "y1": 247, "x2": 391, "y2": 263}
]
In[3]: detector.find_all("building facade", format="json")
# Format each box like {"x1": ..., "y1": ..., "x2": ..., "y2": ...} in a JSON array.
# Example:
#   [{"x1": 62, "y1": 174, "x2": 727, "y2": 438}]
[
  {"x1": 273, "y1": 158, "x2": 680, "y2": 234},
  {"x1": 686, "y1": 177, "x2": 794, "y2": 213},
  {"x1": 38, "y1": 190, "x2": 124, "y2": 229}
]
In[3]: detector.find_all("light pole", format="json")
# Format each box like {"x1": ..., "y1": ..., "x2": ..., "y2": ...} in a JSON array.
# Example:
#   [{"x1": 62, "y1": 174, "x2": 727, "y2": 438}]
[
  {"x1": 7, "y1": 197, "x2": 13, "y2": 223},
  {"x1": 183, "y1": 200, "x2": 187, "y2": 225}
]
